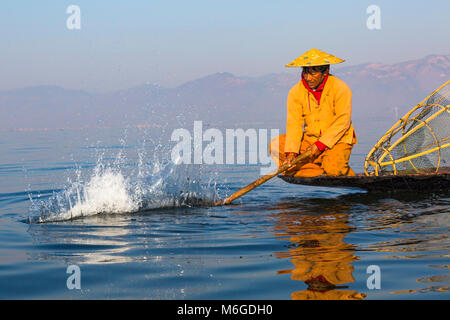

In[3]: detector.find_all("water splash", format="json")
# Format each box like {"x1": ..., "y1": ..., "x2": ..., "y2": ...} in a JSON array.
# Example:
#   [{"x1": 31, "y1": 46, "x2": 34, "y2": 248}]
[{"x1": 28, "y1": 151, "x2": 218, "y2": 224}]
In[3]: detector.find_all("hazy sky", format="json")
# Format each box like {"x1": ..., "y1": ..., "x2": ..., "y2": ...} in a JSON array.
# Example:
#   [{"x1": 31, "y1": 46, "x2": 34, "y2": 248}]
[{"x1": 1, "y1": 0, "x2": 449, "y2": 92}]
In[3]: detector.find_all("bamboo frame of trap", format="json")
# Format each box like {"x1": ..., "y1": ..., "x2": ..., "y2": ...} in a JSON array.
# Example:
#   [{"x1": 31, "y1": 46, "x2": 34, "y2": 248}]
[{"x1": 365, "y1": 80, "x2": 450, "y2": 176}]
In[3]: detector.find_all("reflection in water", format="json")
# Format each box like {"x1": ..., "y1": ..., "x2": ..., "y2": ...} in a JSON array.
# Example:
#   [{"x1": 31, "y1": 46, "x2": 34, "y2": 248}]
[
  {"x1": 272, "y1": 201, "x2": 366, "y2": 300},
  {"x1": 391, "y1": 273, "x2": 450, "y2": 295},
  {"x1": 359, "y1": 196, "x2": 450, "y2": 296},
  {"x1": 23, "y1": 187, "x2": 449, "y2": 299},
  {"x1": 27, "y1": 215, "x2": 135, "y2": 264},
  {"x1": 271, "y1": 192, "x2": 449, "y2": 298}
]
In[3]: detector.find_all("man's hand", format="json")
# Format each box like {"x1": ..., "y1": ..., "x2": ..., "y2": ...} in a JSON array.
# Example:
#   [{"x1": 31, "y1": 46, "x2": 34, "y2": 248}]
[
  {"x1": 283, "y1": 152, "x2": 297, "y2": 167},
  {"x1": 283, "y1": 143, "x2": 322, "y2": 168},
  {"x1": 306, "y1": 144, "x2": 321, "y2": 160}
]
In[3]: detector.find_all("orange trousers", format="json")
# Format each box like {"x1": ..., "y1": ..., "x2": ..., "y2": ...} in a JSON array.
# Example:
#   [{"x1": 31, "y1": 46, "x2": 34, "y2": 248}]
[{"x1": 269, "y1": 134, "x2": 355, "y2": 177}]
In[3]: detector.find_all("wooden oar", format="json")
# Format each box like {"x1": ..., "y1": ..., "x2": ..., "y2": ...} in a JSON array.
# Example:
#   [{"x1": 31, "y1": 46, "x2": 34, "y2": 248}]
[{"x1": 214, "y1": 150, "x2": 312, "y2": 206}]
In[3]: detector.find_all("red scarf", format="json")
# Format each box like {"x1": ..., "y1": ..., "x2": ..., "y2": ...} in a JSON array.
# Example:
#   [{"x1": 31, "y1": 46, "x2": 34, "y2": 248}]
[{"x1": 301, "y1": 74, "x2": 328, "y2": 105}]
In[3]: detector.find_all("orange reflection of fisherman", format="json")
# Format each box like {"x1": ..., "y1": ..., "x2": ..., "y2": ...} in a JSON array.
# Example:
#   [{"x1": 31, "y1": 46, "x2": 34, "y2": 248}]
[{"x1": 273, "y1": 209, "x2": 366, "y2": 300}]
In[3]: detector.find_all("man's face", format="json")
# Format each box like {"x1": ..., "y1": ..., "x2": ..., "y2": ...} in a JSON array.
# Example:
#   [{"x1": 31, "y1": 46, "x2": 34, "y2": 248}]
[{"x1": 302, "y1": 68, "x2": 328, "y2": 90}]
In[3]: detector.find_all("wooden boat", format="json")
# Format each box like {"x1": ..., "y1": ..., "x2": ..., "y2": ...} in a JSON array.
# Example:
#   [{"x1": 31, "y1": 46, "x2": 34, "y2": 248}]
[{"x1": 278, "y1": 169, "x2": 450, "y2": 193}]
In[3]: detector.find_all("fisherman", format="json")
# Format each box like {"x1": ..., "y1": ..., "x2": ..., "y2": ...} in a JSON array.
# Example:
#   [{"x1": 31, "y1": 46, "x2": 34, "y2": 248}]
[{"x1": 270, "y1": 48, "x2": 357, "y2": 177}]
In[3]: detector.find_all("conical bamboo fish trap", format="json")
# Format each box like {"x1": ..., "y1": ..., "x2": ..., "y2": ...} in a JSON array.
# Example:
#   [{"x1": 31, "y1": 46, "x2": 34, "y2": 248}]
[{"x1": 365, "y1": 80, "x2": 450, "y2": 176}]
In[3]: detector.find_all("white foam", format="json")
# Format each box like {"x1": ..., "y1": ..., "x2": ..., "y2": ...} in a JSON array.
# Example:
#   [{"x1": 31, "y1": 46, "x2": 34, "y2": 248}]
[
  {"x1": 66, "y1": 168, "x2": 138, "y2": 217},
  {"x1": 28, "y1": 159, "x2": 217, "y2": 223}
]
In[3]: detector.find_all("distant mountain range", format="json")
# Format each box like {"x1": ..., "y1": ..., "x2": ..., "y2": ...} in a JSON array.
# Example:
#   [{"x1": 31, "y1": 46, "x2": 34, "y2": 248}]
[{"x1": 1, "y1": 54, "x2": 449, "y2": 140}]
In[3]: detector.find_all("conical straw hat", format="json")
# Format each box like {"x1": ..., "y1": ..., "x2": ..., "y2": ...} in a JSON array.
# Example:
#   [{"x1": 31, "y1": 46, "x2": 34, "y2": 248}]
[{"x1": 286, "y1": 48, "x2": 345, "y2": 67}]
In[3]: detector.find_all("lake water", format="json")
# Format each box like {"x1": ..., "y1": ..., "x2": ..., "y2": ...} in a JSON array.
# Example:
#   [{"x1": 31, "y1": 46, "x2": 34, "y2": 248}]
[{"x1": 0, "y1": 126, "x2": 448, "y2": 299}]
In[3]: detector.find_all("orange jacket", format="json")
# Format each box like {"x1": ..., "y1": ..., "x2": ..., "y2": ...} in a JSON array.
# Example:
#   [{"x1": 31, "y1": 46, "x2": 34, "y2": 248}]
[{"x1": 285, "y1": 75, "x2": 357, "y2": 153}]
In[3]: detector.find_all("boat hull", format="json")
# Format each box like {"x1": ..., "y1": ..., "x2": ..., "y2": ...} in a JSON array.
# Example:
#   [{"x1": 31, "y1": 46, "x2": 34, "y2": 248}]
[{"x1": 279, "y1": 172, "x2": 450, "y2": 193}]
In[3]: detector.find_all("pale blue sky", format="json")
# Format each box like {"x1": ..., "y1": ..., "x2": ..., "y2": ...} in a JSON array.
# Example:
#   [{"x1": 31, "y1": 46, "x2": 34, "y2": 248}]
[{"x1": 1, "y1": 0, "x2": 449, "y2": 92}]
